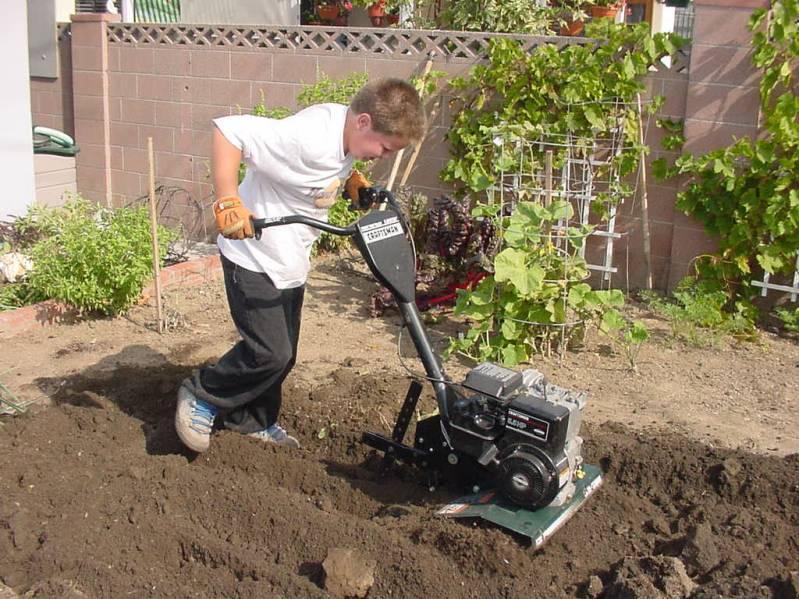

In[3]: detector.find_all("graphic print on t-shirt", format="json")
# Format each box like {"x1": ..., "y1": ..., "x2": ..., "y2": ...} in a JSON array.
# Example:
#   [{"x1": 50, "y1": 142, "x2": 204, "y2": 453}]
[{"x1": 312, "y1": 178, "x2": 343, "y2": 208}]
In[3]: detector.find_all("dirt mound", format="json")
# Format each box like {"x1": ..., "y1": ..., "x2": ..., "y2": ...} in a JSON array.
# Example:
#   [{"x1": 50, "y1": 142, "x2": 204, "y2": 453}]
[{"x1": 1, "y1": 358, "x2": 797, "y2": 598}]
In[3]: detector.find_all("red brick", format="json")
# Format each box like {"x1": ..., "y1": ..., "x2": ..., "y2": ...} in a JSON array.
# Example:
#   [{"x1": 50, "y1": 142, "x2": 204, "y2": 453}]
[
  {"x1": 685, "y1": 83, "x2": 760, "y2": 127},
  {"x1": 72, "y1": 46, "x2": 103, "y2": 71},
  {"x1": 153, "y1": 48, "x2": 191, "y2": 76},
  {"x1": 109, "y1": 72, "x2": 138, "y2": 98},
  {"x1": 689, "y1": 44, "x2": 760, "y2": 87},
  {"x1": 683, "y1": 119, "x2": 758, "y2": 154},
  {"x1": 119, "y1": 47, "x2": 155, "y2": 74},
  {"x1": 317, "y1": 56, "x2": 366, "y2": 79},
  {"x1": 121, "y1": 98, "x2": 156, "y2": 125},
  {"x1": 273, "y1": 55, "x2": 318, "y2": 84},
  {"x1": 692, "y1": 6, "x2": 760, "y2": 47},
  {"x1": 231, "y1": 53, "x2": 273, "y2": 82},
  {"x1": 138, "y1": 125, "x2": 175, "y2": 152},
  {"x1": 191, "y1": 49, "x2": 231, "y2": 78},
  {"x1": 155, "y1": 152, "x2": 194, "y2": 181},
  {"x1": 137, "y1": 75, "x2": 176, "y2": 101}
]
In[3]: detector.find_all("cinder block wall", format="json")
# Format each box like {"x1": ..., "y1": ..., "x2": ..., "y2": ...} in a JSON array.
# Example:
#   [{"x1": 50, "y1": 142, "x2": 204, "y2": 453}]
[
  {"x1": 31, "y1": 11, "x2": 768, "y2": 290},
  {"x1": 29, "y1": 26, "x2": 73, "y2": 134},
  {"x1": 666, "y1": 0, "x2": 767, "y2": 288},
  {"x1": 34, "y1": 155, "x2": 77, "y2": 207},
  {"x1": 29, "y1": 25, "x2": 76, "y2": 207},
  {"x1": 611, "y1": 56, "x2": 691, "y2": 291}
]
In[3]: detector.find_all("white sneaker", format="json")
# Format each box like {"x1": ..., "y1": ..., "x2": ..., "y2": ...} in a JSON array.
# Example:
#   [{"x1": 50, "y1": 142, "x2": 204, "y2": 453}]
[
  {"x1": 175, "y1": 387, "x2": 218, "y2": 452},
  {"x1": 249, "y1": 423, "x2": 300, "y2": 448}
]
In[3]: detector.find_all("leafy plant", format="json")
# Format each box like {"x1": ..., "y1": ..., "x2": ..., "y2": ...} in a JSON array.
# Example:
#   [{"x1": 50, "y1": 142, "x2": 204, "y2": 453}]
[
  {"x1": 443, "y1": 22, "x2": 682, "y2": 366},
  {"x1": 598, "y1": 310, "x2": 649, "y2": 372},
  {"x1": 640, "y1": 276, "x2": 756, "y2": 346},
  {"x1": 22, "y1": 198, "x2": 177, "y2": 316},
  {"x1": 654, "y1": 0, "x2": 799, "y2": 319},
  {"x1": 314, "y1": 198, "x2": 359, "y2": 254},
  {"x1": 350, "y1": 0, "x2": 408, "y2": 9},
  {"x1": 447, "y1": 199, "x2": 623, "y2": 365},
  {"x1": 442, "y1": 21, "x2": 682, "y2": 197},
  {"x1": 0, "y1": 283, "x2": 43, "y2": 311},
  {"x1": 442, "y1": 0, "x2": 555, "y2": 34},
  {"x1": 296, "y1": 72, "x2": 369, "y2": 108},
  {"x1": 775, "y1": 306, "x2": 799, "y2": 333},
  {"x1": 655, "y1": 117, "x2": 685, "y2": 152},
  {"x1": 2, "y1": 203, "x2": 63, "y2": 250}
]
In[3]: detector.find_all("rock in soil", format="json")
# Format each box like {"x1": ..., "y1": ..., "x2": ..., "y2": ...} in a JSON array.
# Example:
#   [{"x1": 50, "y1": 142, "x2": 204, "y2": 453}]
[
  {"x1": 323, "y1": 547, "x2": 376, "y2": 598},
  {"x1": 681, "y1": 523, "x2": 720, "y2": 576},
  {"x1": 605, "y1": 556, "x2": 696, "y2": 599}
]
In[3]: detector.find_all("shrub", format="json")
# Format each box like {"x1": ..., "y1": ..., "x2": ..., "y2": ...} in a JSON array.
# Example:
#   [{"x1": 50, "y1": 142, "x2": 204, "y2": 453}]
[{"x1": 24, "y1": 198, "x2": 177, "y2": 315}]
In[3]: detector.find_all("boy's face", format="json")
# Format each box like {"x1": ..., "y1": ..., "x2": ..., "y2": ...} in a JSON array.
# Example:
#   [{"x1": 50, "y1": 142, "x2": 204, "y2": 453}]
[{"x1": 346, "y1": 113, "x2": 408, "y2": 161}]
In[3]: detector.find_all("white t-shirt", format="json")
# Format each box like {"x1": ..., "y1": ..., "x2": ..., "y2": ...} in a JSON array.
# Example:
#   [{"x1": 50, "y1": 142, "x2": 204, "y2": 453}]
[{"x1": 213, "y1": 104, "x2": 354, "y2": 288}]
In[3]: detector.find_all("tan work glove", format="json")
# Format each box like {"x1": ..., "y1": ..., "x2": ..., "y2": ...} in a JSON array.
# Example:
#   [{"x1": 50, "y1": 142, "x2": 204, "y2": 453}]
[
  {"x1": 343, "y1": 171, "x2": 373, "y2": 210},
  {"x1": 213, "y1": 196, "x2": 254, "y2": 240}
]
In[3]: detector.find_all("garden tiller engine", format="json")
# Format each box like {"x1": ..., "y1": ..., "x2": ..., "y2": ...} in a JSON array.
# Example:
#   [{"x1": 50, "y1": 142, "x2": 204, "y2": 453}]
[{"x1": 252, "y1": 188, "x2": 601, "y2": 545}]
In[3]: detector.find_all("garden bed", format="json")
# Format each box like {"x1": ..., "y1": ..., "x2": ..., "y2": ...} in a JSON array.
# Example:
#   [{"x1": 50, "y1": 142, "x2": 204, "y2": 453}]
[{"x1": 0, "y1": 254, "x2": 797, "y2": 598}]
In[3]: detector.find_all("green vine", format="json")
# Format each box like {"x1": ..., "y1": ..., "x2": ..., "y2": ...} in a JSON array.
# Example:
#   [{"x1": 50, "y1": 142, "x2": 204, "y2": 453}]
[
  {"x1": 442, "y1": 21, "x2": 683, "y2": 197},
  {"x1": 447, "y1": 200, "x2": 627, "y2": 365},
  {"x1": 443, "y1": 22, "x2": 684, "y2": 366},
  {"x1": 660, "y1": 0, "x2": 799, "y2": 309}
]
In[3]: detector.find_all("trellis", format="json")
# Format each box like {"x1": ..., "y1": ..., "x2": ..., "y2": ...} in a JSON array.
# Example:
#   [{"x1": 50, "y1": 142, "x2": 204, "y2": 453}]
[
  {"x1": 486, "y1": 100, "x2": 647, "y2": 287},
  {"x1": 752, "y1": 253, "x2": 799, "y2": 302},
  {"x1": 104, "y1": 23, "x2": 587, "y2": 60}
]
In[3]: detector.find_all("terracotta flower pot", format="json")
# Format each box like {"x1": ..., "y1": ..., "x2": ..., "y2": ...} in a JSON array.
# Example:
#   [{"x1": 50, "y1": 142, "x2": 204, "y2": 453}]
[
  {"x1": 590, "y1": 3, "x2": 621, "y2": 18},
  {"x1": 367, "y1": 0, "x2": 386, "y2": 17},
  {"x1": 318, "y1": 4, "x2": 340, "y2": 21},
  {"x1": 387, "y1": 12, "x2": 399, "y2": 25},
  {"x1": 368, "y1": 0, "x2": 387, "y2": 24},
  {"x1": 559, "y1": 19, "x2": 584, "y2": 36}
]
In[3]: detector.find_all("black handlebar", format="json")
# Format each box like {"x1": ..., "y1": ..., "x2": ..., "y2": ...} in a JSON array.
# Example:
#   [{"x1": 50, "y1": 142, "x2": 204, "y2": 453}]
[
  {"x1": 251, "y1": 215, "x2": 356, "y2": 238},
  {"x1": 250, "y1": 186, "x2": 401, "y2": 240}
]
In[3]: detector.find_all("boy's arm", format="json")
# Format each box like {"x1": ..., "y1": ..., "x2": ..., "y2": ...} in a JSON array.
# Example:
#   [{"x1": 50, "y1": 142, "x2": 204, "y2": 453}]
[
  {"x1": 212, "y1": 126, "x2": 254, "y2": 239},
  {"x1": 212, "y1": 126, "x2": 242, "y2": 199}
]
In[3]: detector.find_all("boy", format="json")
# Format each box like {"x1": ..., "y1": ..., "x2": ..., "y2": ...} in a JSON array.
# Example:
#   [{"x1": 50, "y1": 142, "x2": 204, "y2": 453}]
[{"x1": 175, "y1": 78, "x2": 426, "y2": 453}]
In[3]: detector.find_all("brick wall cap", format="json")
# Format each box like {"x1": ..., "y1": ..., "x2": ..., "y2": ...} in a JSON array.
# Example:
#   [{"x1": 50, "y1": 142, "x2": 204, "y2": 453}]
[{"x1": 71, "y1": 13, "x2": 121, "y2": 23}]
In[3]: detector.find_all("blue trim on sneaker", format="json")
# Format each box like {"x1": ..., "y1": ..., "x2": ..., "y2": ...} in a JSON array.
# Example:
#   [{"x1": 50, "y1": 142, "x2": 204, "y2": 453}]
[{"x1": 189, "y1": 398, "x2": 218, "y2": 434}]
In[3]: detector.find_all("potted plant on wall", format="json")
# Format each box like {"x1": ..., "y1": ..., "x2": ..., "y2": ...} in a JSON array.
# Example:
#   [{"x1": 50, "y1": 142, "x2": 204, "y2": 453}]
[
  {"x1": 550, "y1": 0, "x2": 588, "y2": 36},
  {"x1": 589, "y1": 0, "x2": 624, "y2": 19},
  {"x1": 336, "y1": 0, "x2": 353, "y2": 25},
  {"x1": 316, "y1": 0, "x2": 353, "y2": 24},
  {"x1": 317, "y1": 0, "x2": 341, "y2": 22},
  {"x1": 352, "y1": 0, "x2": 403, "y2": 26}
]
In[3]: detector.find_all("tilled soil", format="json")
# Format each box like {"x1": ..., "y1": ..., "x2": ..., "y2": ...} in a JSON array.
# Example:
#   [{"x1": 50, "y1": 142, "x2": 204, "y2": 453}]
[
  {"x1": 1, "y1": 257, "x2": 798, "y2": 598},
  {"x1": 2, "y1": 367, "x2": 798, "y2": 598}
]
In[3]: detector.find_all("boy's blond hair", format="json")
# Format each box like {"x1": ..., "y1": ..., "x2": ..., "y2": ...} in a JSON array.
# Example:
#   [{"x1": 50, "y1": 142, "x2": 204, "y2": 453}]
[{"x1": 350, "y1": 78, "x2": 426, "y2": 143}]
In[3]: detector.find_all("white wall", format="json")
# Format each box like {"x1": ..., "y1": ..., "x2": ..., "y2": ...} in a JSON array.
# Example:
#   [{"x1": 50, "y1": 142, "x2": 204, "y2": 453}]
[
  {"x1": 181, "y1": 0, "x2": 300, "y2": 25},
  {"x1": 1, "y1": 2, "x2": 36, "y2": 221},
  {"x1": 652, "y1": 3, "x2": 676, "y2": 34},
  {"x1": 55, "y1": 0, "x2": 75, "y2": 22}
]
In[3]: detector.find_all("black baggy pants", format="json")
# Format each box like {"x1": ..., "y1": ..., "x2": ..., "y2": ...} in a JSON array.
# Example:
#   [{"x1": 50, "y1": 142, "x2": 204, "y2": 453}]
[{"x1": 182, "y1": 253, "x2": 304, "y2": 434}]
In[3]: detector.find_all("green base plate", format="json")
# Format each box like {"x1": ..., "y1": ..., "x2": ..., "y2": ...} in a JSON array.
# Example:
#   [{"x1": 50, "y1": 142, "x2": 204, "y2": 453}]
[{"x1": 437, "y1": 463, "x2": 603, "y2": 548}]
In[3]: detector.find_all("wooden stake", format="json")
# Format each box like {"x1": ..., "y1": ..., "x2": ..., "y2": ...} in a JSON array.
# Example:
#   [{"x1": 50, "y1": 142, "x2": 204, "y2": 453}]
[
  {"x1": 147, "y1": 137, "x2": 164, "y2": 333},
  {"x1": 636, "y1": 93, "x2": 653, "y2": 290},
  {"x1": 387, "y1": 52, "x2": 436, "y2": 191},
  {"x1": 398, "y1": 99, "x2": 439, "y2": 189}
]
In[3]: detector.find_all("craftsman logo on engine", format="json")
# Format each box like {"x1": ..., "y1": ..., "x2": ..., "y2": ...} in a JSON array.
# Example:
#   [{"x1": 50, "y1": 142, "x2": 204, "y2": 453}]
[
  {"x1": 361, "y1": 217, "x2": 403, "y2": 245},
  {"x1": 506, "y1": 409, "x2": 549, "y2": 441}
]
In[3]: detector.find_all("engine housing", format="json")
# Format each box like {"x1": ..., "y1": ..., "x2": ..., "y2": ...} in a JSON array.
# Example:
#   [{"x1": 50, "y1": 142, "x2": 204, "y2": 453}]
[{"x1": 444, "y1": 362, "x2": 586, "y2": 508}]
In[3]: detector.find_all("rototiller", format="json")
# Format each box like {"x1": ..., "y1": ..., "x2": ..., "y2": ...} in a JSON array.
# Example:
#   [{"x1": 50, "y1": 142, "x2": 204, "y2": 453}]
[{"x1": 252, "y1": 188, "x2": 601, "y2": 545}]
